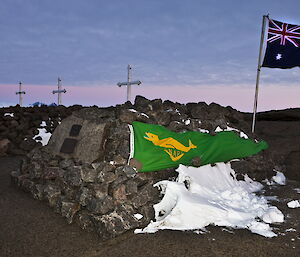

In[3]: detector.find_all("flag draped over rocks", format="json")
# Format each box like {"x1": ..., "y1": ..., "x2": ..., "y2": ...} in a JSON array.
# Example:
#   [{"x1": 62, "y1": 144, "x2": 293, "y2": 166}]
[{"x1": 129, "y1": 122, "x2": 268, "y2": 172}]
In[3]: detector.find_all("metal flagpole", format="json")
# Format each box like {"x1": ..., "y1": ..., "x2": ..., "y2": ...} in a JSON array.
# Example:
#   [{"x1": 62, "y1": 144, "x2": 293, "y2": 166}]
[{"x1": 252, "y1": 15, "x2": 268, "y2": 133}]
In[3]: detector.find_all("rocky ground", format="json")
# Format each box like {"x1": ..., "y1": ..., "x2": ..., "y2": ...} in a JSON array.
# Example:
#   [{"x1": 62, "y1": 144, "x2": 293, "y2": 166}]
[{"x1": 0, "y1": 106, "x2": 299, "y2": 257}]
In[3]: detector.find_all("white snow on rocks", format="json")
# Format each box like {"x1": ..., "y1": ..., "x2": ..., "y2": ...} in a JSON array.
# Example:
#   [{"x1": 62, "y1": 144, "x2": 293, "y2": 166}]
[
  {"x1": 294, "y1": 188, "x2": 300, "y2": 194},
  {"x1": 33, "y1": 121, "x2": 52, "y2": 146},
  {"x1": 199, "y1": 128, "x2": 210, "y2": 133},
  {"x1": 287, "y1": 200, "x2": 300, "y2": 208},
  {"x1": 271, "y1": 171, "x2": 286, "y2": 185},
  {"x1": 134, "y1": 213, "x2": 144, "y2": 220},
  {"x1": 136, "y1": 163, "x2": 284, "y2": 238},
  {"x1": 263, "y1": 171, "x2": 287, "y2": 186},
  {"x1": 215, "y1": 126, "x2": 249, "y2": 139},
  {"x1": 4, "y1": 113, "x2": 14, "y2": 117},
  {"x1": 184, "y1": 119, "x2": 191, "y2": 125}
]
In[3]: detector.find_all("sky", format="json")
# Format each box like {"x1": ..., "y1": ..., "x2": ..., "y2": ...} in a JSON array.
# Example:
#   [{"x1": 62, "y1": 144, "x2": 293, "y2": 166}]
[{"x1": 0, "y1": 0, "x2": 300, "y2": 111}]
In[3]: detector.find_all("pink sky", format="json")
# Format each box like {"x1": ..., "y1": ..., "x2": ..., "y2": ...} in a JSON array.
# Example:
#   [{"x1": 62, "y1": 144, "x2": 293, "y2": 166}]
[{"x1": 0, "y1": 83, "x2": 299, "y2": 112}]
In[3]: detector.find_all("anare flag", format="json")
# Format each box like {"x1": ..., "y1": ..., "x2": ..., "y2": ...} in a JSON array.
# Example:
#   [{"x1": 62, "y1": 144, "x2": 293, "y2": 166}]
[{"x1": 129, "y1": 122, "x2": 268, "y2": 172}]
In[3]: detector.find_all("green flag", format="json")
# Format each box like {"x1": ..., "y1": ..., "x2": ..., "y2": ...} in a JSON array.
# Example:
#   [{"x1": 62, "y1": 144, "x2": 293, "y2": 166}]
[{"x1": 129, "y1": 121, "x2": 268, "y2": 172}]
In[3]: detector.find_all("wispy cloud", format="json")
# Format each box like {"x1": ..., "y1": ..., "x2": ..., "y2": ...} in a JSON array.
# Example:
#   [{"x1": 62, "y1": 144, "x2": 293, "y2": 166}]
[{"x1": 0, "y1": 0, "x2": 300, "y2": 109}]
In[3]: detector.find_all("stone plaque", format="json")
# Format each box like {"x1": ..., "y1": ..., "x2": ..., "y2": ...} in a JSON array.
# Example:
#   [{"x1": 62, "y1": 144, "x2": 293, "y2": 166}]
[
  {"x1": 69, "y1": 124, "x2": 82, "y2": 137},
  {"x1": 60, "y1": 138, "x2": 78, "y2": 154},
  {"x1": 47, "y1": 109, "x2": 109, "y2": 163}
]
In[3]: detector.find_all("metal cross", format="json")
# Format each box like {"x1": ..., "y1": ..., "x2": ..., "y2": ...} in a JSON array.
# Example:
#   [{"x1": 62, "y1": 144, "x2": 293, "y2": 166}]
[
  {"x1": 52, "y1": 77, "x2": 66, "y2": 105},
  {"x1": 117, "y1": 64, "x2": 142, "y2": 102},
  {"x1": 15, "y1": 81, "x2": 25, "y2": 106}
]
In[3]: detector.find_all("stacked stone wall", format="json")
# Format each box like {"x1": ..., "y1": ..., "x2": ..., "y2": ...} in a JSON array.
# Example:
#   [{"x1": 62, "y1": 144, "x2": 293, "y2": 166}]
[{"x1": 3, "y1": 96, "x2": 280, "y2": 239}]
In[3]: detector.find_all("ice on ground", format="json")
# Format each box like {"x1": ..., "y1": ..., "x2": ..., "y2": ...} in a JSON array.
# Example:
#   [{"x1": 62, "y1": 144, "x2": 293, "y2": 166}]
[
  {"x1": 215, "y1": 126, "x2": 249, "y2": 139},
  {"x1": 287, "y1": 200, "x2": 300, "y2": 208},
  {"x1": 4, "y1": 113, "x2": 14, "y2": 117},
  {"x1": 264, "y1": 196, "x2": 279, "y2": 202},
  {"x1": 136, "y1": 163, "x2": 284, "y2": 238},
  {"x1": 285, "y1": 228, "x2": 296, "y2": 232},
  {"x1": 33, "y1": 121, "x2": 51, "y2": 146},
  {"x1": 271, "y1": 171, "x2": 286, "y2": 185}
]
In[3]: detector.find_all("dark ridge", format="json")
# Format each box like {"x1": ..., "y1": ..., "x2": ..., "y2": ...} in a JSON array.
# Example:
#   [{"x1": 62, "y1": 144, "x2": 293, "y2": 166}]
[{"x1": 243, "y1": 108, "x2": 300, "y2": 121}]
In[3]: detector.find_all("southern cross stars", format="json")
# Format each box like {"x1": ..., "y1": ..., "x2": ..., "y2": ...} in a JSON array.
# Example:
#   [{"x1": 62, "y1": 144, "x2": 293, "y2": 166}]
[{"x1": 276, "y1": 53, "x2": 282, "y2": 60}]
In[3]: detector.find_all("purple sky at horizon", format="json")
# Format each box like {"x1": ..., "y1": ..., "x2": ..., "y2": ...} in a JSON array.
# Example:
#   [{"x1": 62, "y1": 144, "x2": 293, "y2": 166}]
[
  {"x1": 0, "y1": 0, "x2": 300, "y2": 111},
  {"x1": 1, "y1": 83, "x2": 299, "y2": 112}
]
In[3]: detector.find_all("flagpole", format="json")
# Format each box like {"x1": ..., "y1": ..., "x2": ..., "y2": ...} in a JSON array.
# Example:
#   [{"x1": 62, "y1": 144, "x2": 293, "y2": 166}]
[{"x1": 252, "y1": 15, "x2": 268, "y2": 133}]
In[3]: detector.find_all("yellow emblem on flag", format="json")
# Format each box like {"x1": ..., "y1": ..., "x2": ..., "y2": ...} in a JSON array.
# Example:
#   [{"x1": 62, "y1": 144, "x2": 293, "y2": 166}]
[{"x1": 144, "y1": 132, "x2": 197, "y2": 161}]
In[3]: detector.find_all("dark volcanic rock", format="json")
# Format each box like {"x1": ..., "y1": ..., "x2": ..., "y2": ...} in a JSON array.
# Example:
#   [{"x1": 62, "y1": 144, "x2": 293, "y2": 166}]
[
  {"x1": 0, "y1": 138, "x2": 10, "y2": 156},
  {"x1": 63, "y1": 166, "x2": 82, "y2": 187},
  {"x1": 5, "y1": 96, "x2": 293, "y2": 241},
  {"x1": 61, "y1": 201, "x2": 80, "y2": 224},
  {"x1": 87, "y1": 196, "x2": 114, "y2": 215}
]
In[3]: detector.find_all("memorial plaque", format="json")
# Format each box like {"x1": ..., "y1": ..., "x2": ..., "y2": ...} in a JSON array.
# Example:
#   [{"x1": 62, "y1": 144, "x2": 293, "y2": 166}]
[
  {"x1": 60, "y1": 138, "x2": 78, "y2": 154},
  {"x1": 69, "y1": 124, "x2": 82, "y2": 137}
]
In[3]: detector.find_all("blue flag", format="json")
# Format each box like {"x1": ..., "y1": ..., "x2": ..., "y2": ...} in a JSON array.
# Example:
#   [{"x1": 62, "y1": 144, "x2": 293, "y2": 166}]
[{"x1": 262, "y1": 18, "x2": 300, "y2": 69}]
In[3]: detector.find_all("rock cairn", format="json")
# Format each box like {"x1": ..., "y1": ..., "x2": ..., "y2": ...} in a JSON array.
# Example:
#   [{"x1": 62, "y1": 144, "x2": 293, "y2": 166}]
[
  {"x1": 7, "y1": 96, "x2": 279, "y2": 239},
  {"x1": 0, "y1": 105, "x2": 82, "y2": 156}
]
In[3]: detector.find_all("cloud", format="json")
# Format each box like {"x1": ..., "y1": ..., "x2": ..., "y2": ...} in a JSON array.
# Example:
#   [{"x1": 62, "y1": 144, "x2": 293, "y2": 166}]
[{"x1": 1, "y1": 0, "x2": 300, "y2": 90}]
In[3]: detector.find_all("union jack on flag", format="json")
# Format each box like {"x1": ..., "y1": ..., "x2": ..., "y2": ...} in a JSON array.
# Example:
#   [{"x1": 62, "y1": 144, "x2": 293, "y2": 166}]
[
  {"x1": 267, "y1": 19, "x2": 300, "y2": 47},
  {"x1": 262, "y1": 18, "x2": 300, "y2": 69}
]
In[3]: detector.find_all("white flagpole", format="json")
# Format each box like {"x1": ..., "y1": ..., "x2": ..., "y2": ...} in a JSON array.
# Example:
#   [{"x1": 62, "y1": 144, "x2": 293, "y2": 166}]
[{"x1": 252, "y1": 15, "x2": 268, "y2": 133}]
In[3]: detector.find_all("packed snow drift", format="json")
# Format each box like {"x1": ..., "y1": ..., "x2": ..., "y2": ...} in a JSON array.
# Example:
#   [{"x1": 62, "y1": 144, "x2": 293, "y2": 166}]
[{"x1": 136, "y1": 163, "x2": 284, "y2": 237}]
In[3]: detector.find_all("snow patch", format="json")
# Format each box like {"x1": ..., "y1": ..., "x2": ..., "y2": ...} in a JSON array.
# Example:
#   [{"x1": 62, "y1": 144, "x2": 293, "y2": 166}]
[
  {"x1": 33, "y1": 121, "x2": 51, "y2": 146},
  {"x1": 185, "y1": 119, "x2": 191, "y2": 125},
  {"x1": 136, "y1": 163, "x2": 284, "y2": 238},
  {"x1": 4, "y1": 113, "x2": 14, "y2": 117},
  {"x1": 199, "y1": 129, "x2": 209, "y2": 133},
  {"x1": 264, "y1": 196, "x2": 279, "y2": 202},
  {"x1": 215, "y1": 126, "x2": 249, "y2": 139},
  {"x1": 287, "y1": 200, "x2": 300, "y2": 208},
  {"x1": 134, "y1": 213, "x2": 143, "y2": 220},
  {"x1": 141, "y1": 113, "x2": 149, "y2": 118},
  {"x1": 285, "y1": 228, "x2": 296, "y2": 232},
  {"x1": 271, "y1": 171, "x2": 286, "y2": 185}
]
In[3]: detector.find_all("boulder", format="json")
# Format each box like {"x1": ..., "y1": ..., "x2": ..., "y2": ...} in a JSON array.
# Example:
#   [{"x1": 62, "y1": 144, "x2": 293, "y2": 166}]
[
  {"x1": 46, "y1": 109, "x2": 111, "y2": 164},
  {"x1": 0, "y1": 138, "x2": 10, "y2": 156}
]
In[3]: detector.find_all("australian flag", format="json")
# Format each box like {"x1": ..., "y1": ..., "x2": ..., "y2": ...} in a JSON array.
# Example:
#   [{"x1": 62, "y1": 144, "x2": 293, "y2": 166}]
[{"x1": 262, "y1": 18, "x2": 300, "y2": 69}]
